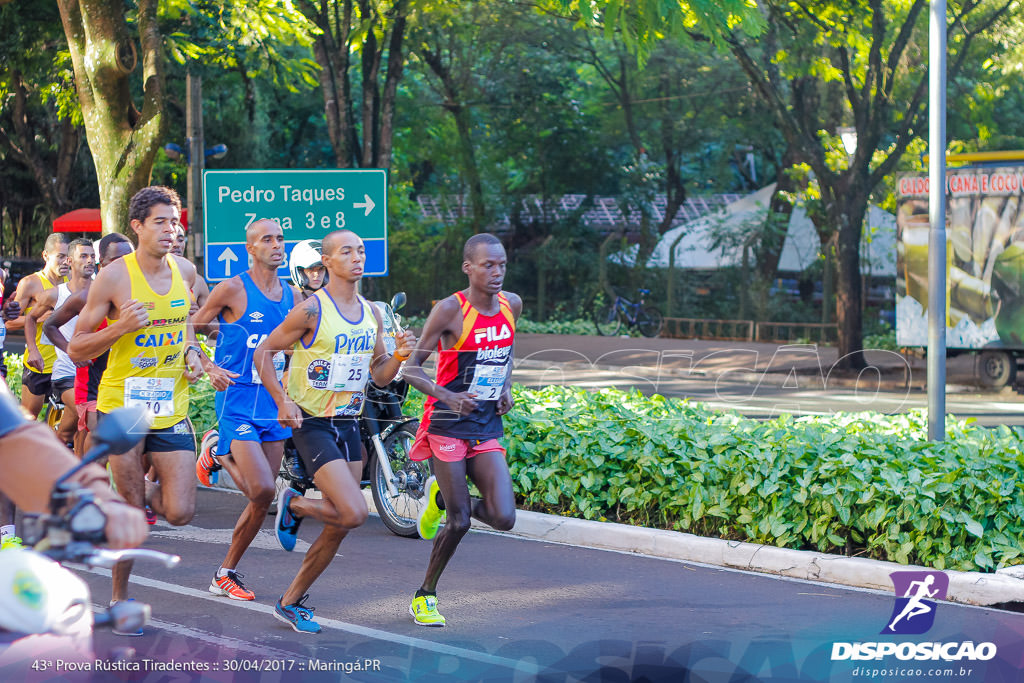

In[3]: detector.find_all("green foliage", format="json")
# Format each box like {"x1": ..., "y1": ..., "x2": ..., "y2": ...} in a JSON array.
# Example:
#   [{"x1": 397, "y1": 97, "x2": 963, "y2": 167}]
[
  {"x1": 188, "y1": 374, "x2": 218, "y2": 437},
  {"x1": 551, "y1": 0, "x2": 764, "y2": 61},
  {"x1": 4, "y1": 353, "x2": 21, "y2": 396},
  {"x1": 407, "y1": 383, "x2": 1024, "y2": 572},
  {"x1": 161, "y1": 0, "x2": 320, "y2": 91}
]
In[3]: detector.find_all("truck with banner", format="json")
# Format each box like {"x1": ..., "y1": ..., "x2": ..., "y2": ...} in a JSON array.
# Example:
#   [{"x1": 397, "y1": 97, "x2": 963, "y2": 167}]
[{"x1": 896, "y1": 159, "x2": 1024, "y2": 387}]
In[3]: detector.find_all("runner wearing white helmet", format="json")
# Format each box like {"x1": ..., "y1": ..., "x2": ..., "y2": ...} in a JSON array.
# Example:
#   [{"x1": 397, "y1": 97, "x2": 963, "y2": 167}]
[{"x1": 289, "y1": 239, "x2": 328, "y2": 301}]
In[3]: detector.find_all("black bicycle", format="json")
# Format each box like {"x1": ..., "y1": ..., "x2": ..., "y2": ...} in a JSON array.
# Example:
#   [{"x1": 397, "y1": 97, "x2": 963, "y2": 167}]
[{"x1": 593, "y1": 289, "x2": 664, "y2": 337}]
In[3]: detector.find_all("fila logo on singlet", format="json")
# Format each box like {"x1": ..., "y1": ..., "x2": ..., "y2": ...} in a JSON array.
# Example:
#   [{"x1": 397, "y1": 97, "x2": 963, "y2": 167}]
[{"x1": 474, "y1": 324, "x2": 512, "y2": 345}]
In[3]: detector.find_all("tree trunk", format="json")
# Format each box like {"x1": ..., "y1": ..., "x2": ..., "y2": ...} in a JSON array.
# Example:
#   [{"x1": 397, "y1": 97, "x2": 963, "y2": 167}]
[
  {"x1": 56, "y1": 0, "x2": 166, "y2": 235},
  {"x1": 418, "y1": 46, "x2": 485, "y2": 230},
  {"x1": 376, "y1": 6, "x2": 407, "y2": 169},
  {"x1": 308, "y1": 0, "x2": 354, "y2": 167},
  {"x1": 303, "y1": 0, "x2": 410, "y2": 171},
  {"x1": 665, "y1": 228, "x2": 688, "y2": 317},
  {"x1": 758, "y1": 148, "x2": 799, "y2": 282},
  {"x1": 832, "y1": 194, "x2": 867, "y2": 370}
]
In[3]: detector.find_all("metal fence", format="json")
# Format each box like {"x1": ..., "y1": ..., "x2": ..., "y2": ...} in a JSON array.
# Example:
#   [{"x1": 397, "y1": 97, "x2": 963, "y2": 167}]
[{"x1": 661, "y1": 318, "x2": 838, "y2": 343}]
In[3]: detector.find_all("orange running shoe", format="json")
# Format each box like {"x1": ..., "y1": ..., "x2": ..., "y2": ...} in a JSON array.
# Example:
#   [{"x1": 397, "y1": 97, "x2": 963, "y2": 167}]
[
  {"x1": 196, "y1": 430, "x2": 222, "y2": 487},
  {"x1": 209, "y1": 570, "x2": 255, "y2": 601}
]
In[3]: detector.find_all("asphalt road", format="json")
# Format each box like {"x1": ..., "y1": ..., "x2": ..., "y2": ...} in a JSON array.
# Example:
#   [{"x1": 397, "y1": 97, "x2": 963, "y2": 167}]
[{"x1": 40, "y1": 488, "x2": 1024, "y2": 682}]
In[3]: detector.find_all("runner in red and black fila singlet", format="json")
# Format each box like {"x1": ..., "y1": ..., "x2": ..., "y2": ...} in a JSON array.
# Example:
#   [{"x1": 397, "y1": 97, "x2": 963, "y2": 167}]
[
  {"x1": 402, "y1": 233, "x2": 522, "y2": 628},
  {"x1": 417, "y1": 290, "x2": 515, "y2": 443}
]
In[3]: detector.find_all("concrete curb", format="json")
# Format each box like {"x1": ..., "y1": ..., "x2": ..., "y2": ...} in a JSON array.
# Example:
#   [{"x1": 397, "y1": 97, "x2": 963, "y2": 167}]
[{"x1": 360, "y1": 488, "x2": 1024, "y2": 608}]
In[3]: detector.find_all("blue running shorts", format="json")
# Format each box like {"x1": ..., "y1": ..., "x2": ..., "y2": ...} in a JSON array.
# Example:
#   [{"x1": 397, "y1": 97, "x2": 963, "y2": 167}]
[{"x1": 215, "y1": 384, "x2": 291, "y2": 456}]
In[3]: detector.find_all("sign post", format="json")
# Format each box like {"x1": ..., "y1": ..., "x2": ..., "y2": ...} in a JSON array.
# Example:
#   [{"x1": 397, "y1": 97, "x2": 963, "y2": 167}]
[{"x1": 202, "y1": 169, "x2": 387, "y2": 281}]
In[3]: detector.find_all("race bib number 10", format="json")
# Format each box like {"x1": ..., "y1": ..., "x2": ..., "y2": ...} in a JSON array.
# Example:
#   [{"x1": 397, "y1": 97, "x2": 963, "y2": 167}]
[
  {"x1": 329, "y1": 353, "x2": 371, "y2": 393},
  {"x1": 124, "y1": 376, "x2": 174, "y2": 415},
  {"x1": 469, "y1": 365, "x2": 507, "y2": 401}
]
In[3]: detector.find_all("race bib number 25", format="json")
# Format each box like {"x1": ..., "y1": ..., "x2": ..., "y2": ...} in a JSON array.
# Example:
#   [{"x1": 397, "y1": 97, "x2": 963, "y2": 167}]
[{"x1": 329, "y1": 353, "x2": 371, "y2": 393}]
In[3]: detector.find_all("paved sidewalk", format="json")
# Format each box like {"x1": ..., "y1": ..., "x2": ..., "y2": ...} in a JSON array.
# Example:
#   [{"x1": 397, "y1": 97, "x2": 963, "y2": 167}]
[{"x1": 511, "y1": 333, "x2": 1007, "y2": 391}]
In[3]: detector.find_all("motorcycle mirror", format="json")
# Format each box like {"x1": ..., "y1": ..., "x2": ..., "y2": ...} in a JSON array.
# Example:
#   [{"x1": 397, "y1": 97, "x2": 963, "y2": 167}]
[
  {"x1": 88, "y1": 406, "x2": 153, "y2": 458},
  {"x1": 390, "y1": 292, "x2": 406, "y2": 312}
]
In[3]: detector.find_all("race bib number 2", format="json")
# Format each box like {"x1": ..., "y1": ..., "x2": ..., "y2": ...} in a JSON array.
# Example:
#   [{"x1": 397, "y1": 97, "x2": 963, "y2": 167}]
[
  {"x1": 329, "y1": 353, "x2": 371, "y2": 393},
  {"x1": 469, "y1": 365, "x2": 507, "y2": 401},
  {"x1": 124, "y1": 377, "x2": 174, "y2": 415}
]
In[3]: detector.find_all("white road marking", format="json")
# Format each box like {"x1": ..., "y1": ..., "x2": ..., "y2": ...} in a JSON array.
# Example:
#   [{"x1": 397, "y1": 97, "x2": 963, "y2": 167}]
[
  {"x1": 148, "y1": 523, "x2": 312, "y2": 554},
  {"x1": 92, "y1": 602, "x2": 301, "y2": 660},
  {"x1": 82, "y1": 567, "x2": 540, "y2": 675}
]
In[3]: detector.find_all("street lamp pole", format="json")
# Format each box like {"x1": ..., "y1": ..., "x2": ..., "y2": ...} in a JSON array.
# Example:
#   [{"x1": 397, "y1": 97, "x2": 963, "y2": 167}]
[
  {"x1": 186, "y1": 72, "x2": 205, "y2": 268},
  {"x1": 927, "y1": 0, "x2": 947, "y2": 441}
]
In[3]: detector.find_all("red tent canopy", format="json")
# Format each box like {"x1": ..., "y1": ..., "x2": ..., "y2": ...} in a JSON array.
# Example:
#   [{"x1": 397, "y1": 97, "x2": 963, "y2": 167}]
[{"x1": 52, "y1": 208, "x2": 189, "y2": 232}]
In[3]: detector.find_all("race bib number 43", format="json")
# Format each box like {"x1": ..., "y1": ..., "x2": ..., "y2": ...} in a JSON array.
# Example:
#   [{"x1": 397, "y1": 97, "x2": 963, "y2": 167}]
[
  {"x1": 252, "y1": 351, "x2": 286, "y2": 384},
  {"x1": 328, "y1": 353, "x2": 371, "y2": 393},
  {"x1": 469, "y1": 365, "x2": 507, "y2": 401},
  {"x1": 124, "y1": 377, "x2": 174, "y2": 415}
]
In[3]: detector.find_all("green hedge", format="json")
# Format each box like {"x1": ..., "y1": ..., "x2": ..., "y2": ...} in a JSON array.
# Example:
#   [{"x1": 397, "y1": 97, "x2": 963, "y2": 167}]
[{"x1": 408, "y1": 384, "x2": 1024, "y2": 572}]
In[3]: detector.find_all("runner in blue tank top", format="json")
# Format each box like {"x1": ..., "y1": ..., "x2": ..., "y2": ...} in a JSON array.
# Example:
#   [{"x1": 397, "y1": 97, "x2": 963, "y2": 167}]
[{"x1": 192, "y1": 218, "x2": 300, "y2": 601}]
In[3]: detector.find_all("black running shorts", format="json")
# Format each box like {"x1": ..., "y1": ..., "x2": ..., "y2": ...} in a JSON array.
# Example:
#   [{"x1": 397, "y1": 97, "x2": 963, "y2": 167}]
[
  {"x1": 21, "y1": 367, "x2": 52, "y2": 398},
  {"x1": 97, "y1": 412, "x2": 197, "y2": 454},
  {"x1": 291, "y1": 410, "x2": 363, "y2": 477}
]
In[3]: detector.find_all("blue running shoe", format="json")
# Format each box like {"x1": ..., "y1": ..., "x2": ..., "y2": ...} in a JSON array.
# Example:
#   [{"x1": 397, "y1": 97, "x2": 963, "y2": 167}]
[
  {"x1": 110, "y1": 599, "x2": 144, "y2": 636},
  {"x1": 275, "y1": 594, "x2": 321, "y2": 634},
  {"x1": 275, "y1": 486, "x2": 303, "y2": 551}
]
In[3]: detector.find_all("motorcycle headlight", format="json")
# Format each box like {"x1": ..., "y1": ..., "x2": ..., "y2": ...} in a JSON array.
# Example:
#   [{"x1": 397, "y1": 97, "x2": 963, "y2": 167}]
[{"x1": 69, "y1": 502, "x2": 106, "y2": 536}]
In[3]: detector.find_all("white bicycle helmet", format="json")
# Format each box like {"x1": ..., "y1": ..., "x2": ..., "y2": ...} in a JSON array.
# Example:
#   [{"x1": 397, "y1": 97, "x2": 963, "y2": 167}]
[{"x1": 290, "y1": 239, "x2": 325, "y2": 290}]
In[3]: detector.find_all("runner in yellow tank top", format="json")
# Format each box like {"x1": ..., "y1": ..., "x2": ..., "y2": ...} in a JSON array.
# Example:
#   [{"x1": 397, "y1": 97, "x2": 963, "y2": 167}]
[
  {"x1": 0, "y1": 233, "x2": 68, "y2": 552},
  {"x1": 8, "y1": 233, "x2": 69, "y2": 416},
  {"x1": 254, "y1": 229, "x2": 416, "y2": 634},
  {"x1": 94, "y1": 250, "x2": 191, "y2": 426},
  {"x1": 69, "y1": 186, "x2": 237, "y2": 621}
]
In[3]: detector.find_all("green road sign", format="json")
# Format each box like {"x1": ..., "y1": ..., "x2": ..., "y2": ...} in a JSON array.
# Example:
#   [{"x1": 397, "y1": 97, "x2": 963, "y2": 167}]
[{"x1": 202, "y1": 169, "x2": 387, "y2": 280}]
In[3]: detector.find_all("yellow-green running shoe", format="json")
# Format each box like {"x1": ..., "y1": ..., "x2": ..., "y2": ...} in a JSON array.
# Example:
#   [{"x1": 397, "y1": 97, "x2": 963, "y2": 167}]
[
  {"x1": 409, "y1": 594, "x2": 446, "y2": 627},
  {"x1": 416, "y1": 476, "x2": 445, "y2": 540},
  {"x1": 1, "y1": 535, "x2": 23, "y2": 551}
]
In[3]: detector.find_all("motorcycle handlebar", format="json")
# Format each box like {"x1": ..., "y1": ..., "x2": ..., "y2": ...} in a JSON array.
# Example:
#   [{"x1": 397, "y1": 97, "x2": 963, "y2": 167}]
[{"x1": 87, "y1": 548, "x2": 182, "y2": 570}]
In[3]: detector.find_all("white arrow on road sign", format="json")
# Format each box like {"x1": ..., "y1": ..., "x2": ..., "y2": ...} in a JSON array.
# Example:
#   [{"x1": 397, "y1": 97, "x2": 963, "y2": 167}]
[
  {"x1": 353, "y1": 194, "x2": 375, "y2": 217},
  {"x1": 218, "y1": 246, "x2": 239, "y2": 276}
]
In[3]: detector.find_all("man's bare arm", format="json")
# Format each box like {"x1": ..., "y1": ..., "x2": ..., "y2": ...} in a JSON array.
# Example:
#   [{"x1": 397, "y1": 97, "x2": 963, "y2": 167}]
[
  {"x1": 191, "y1": 277, "x2": 240, "y2": 336},
  {"x1": 368, "y1": 303, "x2": 415, "y2": 387},
  {"x1": 68, "y1": 263, "x2": 147, "y2": 363},
  {"x1": 401, "y1": 296, "x2": 467, "y2": 405},
  {"x1": 24, "y1": 286, "x2": 58, "y2": 366},
  {"x1": 6, "y1": 274, "x2": 41, "y2": 331},
  {"x1": 254, "y1": 297, "x2": 318, "y2": 408}
]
